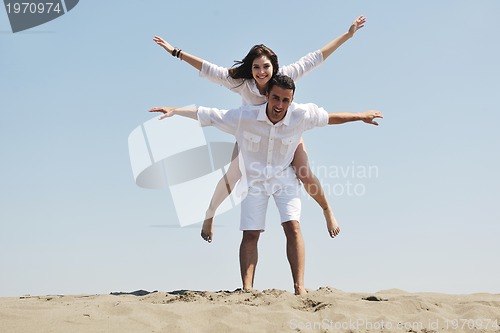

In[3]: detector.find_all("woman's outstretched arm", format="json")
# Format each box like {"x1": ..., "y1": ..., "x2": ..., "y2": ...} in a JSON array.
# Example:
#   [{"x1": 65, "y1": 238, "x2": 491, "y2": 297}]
[
  {"x1": 320, "y1": 15, "x2": 366, "y2": 60},
  {"x1": 153, "y1": 35, "x2": 204, "y2": 71},
  {"x1": 280, "y1": 16, "x2": 366, "y2": 82}
]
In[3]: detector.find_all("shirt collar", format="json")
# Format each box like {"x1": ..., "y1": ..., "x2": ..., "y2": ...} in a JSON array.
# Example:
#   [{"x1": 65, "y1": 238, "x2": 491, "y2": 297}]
[{"x1": 257, "y1": 103, "x2": 293, "y2": 126}]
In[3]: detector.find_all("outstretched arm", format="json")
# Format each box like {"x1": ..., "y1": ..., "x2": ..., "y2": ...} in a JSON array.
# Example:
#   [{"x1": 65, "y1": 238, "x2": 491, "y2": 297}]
[
  {"x1": 328, "y1": 110, "x2": 383, "y2": 126},
  {"x1": 149, "y1": 105, "x2": 238, "y2": 138},
  {"x1": 320, "y1": 15, "x2": 366, "y2": 60},
  {"x1": 149, "y1": 106, "x2": 198, "y2": 120},
  {"x1": 281, "y1": 15, "x2": 366, "y2": 81},
  {"x1": 153, "y1": 36, "x2": 204, "y2": 71}
]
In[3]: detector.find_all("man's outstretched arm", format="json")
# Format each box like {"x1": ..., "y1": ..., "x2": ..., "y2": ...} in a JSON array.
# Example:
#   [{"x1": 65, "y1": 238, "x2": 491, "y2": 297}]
[
  {"x1": 149, "y1": 106, "x2": 198, "y2": 120},
  {"x1": 149, "y1": 105, "x2": 239, "y2": 135},
  {"x1": 328, "y1": 110, "x2": 383, "y2": 126}
]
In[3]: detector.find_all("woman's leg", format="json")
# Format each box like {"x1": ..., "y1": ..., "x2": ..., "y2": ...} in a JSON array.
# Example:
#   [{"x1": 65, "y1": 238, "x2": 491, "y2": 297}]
[
  {"x1": 201, "y1": 143, "x2": 242, "y2": 242},
  {"x1": 292, "y1": 139, "x2": 340, "y2": 238}
]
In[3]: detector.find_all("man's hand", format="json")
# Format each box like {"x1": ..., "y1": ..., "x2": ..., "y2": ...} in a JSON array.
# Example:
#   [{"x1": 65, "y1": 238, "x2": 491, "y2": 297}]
[
  {"x1": 149, "y1": 106, "x2": 177, "y2": 120},
  {"x1": 347, "y1": 15, "x2": 366, "y2": 37},
  {"x1": 362, "y1": 110, "x2": 384, "y2": 126}
]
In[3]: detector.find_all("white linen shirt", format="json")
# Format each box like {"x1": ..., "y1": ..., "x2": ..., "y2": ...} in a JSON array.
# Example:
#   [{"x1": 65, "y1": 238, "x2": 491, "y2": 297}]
[
  {"x1": 197, "y1": 102, "x2": 329, "y2": 191},
  {"x1": 199, "y1": 50, "x2": 324, "y2": 106}
]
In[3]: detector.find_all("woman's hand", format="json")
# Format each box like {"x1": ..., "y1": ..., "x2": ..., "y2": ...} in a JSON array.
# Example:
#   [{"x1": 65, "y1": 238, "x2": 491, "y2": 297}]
[
  {"x1": 347, "y1": 15, "x2": 366, "y2": 37},
  {"x1": 153, "y1": 35, "x2": 174, "y2": 54}
]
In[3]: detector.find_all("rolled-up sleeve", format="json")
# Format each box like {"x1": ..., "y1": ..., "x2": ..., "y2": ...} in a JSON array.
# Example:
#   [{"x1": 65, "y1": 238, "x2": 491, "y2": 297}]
[
  {"x1": 296, "y1": 103, "x2": 329, "y2": 131},
  {"x1": 198, "y1": 106, "x2": 238, "y2": 135},
  {"x1": 279, "y1": 50, "x2": 324, "y2": 81},
  {"x1": 199, "y1": 61, "x2": 242, "y2": 90}
]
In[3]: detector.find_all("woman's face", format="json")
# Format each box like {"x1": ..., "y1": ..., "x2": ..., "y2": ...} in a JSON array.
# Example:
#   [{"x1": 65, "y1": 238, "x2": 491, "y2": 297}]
[{"x1": 252, "y1": 56, "x2": 274, "y2": 88}]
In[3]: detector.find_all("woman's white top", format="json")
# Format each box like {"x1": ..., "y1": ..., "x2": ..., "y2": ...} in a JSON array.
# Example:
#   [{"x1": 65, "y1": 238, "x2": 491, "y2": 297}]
[{"x1": 199, "y1": 50, "x2": 324, "y2": 106}]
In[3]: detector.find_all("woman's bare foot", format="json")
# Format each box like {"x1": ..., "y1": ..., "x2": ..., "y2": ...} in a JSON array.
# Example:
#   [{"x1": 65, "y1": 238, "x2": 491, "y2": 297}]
[
  {"x1": 324, "y1": 206, "x2": 340, "y2": 238},
  {"x1": 201, "y1": 211, "x2": 214, "y2": 243}
]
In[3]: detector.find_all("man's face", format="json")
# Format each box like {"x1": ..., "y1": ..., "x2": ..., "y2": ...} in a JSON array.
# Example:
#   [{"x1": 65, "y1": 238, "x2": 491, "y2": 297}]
[{"x1": 266, "y1": 85, "x2": 294, "y2": 124}]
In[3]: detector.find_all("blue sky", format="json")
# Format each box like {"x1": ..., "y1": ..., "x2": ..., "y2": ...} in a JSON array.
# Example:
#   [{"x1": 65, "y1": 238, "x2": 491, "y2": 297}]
[{"x1": 1, "y1": 1, "x2": 499, "y2": 297}]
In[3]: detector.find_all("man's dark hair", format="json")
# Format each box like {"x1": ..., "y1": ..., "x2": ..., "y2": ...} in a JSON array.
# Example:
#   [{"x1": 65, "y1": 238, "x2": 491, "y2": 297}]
[{"x1": 267, "y1": 74, "x2": 295, "y2": 95}]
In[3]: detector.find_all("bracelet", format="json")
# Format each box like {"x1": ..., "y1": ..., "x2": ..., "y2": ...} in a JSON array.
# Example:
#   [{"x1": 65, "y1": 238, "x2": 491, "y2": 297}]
[
  {"x1": 171, "y1": 48, "x2": 179, "y2": 57},
  {"x1": 177, "y1": 50, "x2": 182, "y2": 60}
]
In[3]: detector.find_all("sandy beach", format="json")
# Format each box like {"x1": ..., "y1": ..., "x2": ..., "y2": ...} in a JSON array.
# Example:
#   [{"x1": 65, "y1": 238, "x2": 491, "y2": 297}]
[{"x1": 1, "y1": 288, "x2": 499, "y2": 333}]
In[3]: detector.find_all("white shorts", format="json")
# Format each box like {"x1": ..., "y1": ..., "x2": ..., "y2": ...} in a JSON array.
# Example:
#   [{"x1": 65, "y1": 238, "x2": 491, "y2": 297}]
[{"x1": 240, "y1": 181, "x2": 301, "y2": 231}]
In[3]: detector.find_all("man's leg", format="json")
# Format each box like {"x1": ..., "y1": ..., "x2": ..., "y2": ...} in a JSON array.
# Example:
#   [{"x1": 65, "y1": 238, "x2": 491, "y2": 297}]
[
  {"x1": 282, "y1": 220, "x2": 306, "y2": 295},
  {"x1": 239, "y1": 185, "x2": 268, "y2": 291},
  {"x1": 239, "y1": 230, "x2": 261, "y2": 291}
]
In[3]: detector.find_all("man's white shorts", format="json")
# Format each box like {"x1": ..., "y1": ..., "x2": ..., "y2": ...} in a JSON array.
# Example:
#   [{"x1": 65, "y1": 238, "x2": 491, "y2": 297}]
[{"x1": 240, "y1": 180, "x2": 301, "y2": 231}]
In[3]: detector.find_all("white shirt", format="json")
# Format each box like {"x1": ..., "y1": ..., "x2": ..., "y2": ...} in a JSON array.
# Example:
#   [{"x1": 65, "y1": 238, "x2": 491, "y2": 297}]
[
  {"x1": 198, "y1": 103, "x2": 329, "y2": 189},
  {"x1": 199, "y1": 50, "x2": 324, "y2": 106}
]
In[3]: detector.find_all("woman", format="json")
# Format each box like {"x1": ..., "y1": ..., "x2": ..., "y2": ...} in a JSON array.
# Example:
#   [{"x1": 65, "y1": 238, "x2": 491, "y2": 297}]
[{"x1": 152, "y1": 16, "x2": 366, "y2": 242}]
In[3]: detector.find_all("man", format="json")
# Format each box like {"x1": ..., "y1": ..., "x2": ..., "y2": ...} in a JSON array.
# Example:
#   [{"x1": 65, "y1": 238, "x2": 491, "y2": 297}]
[{"x1": 150, "y1": 74, "x2": 383, "y2": 295}]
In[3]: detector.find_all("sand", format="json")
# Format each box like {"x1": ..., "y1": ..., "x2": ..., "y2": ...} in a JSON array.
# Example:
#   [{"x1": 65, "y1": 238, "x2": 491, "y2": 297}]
[{"x1": 1, "y1": 288, "x2": 499, "y2": 333}]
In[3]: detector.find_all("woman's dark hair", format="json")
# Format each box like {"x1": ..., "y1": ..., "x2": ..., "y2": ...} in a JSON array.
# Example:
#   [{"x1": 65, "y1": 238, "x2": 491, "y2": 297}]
[
  {"x1": 228, "y1": 44, "x2": 279, "y2": 80},
  {"x1": 267, "y1": 74, "x2": 295, "y2": 95}
]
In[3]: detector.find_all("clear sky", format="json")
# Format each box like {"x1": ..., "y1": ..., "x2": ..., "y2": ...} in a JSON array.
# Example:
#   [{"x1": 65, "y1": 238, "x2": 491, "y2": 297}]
[{"x1": 1, "y1": 1, "x2": 499, "y2": 297}]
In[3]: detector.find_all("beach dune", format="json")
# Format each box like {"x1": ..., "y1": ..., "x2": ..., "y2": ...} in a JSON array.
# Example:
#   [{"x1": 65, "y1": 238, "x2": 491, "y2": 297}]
[{"x1": 1, "y1": 288, "x2": 499, "y2": 333}]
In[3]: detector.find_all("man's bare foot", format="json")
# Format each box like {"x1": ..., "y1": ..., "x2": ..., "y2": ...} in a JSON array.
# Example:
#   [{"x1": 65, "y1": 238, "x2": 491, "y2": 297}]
[
  {"x1": 324, "y1": 206, "x2": 340, "y2": 238},
  {"x1": 294, "y1": 286, "x2": 307, "y2": 296},
  {"x1": 201, "y1": 215, "x2": 214, "y2": 243}
]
